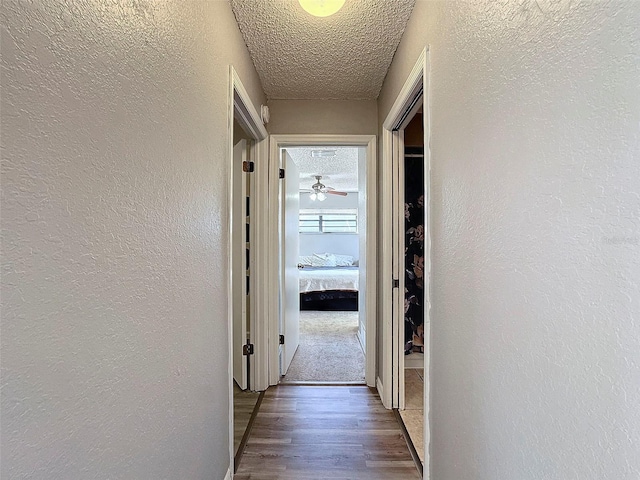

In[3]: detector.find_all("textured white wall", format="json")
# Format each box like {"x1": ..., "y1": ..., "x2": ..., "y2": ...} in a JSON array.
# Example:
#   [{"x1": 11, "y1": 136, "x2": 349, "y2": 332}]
[
  {"x1": 299, "y1": 193, "x2": 360, "y2": 259},
  {"x1": 298, "y1": 235, "x2": 359, "y2": 260},
  {"x1": 1, "y1": 1, "x2": 265, "y2": 479},
  {"x1": 379, "y1": 1, "x2": 640, "y2": 479},
  {"x1": 267, "y1": 99, "x2": 378, "y2": 135}
]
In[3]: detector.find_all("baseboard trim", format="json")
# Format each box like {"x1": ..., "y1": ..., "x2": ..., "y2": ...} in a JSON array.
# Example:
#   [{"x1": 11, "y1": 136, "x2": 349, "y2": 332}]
[
  {"x1": 278, "y1": 381, "x2": 366, "y2": 386},
  {"x1": 404, "y1": 352, "x2": 424, "y2": 369},
  {"x1": 377, "y1": 376, "x2": 390, "y2": 409},
  {"x1": 224, "y1": 467, "x2": 232, "y2": 480},
  {"x1": 356, "y1": 330, "x2": 366, "y2": 354}
]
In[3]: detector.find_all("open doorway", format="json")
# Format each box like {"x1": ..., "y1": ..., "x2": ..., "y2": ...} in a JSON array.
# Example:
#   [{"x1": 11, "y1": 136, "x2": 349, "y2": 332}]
[
  {"x1": 227, "y1": 67, "x2": 269, "y2": 474},
  {"x1": 267, "y1": 135, "x2": 377, "y2": 388},
  {"x1": 398, "y1": 109, "x2": 426, "y2": 466},
  {"x1": 279, "y1": 146, "x2": 364, "y2": 384},
  {"x1": 379, "y1": 48, "x2": 430, "y2": 475},
  {"x1": 231, "y1": 123, "x2": 261, "y2": 467}
]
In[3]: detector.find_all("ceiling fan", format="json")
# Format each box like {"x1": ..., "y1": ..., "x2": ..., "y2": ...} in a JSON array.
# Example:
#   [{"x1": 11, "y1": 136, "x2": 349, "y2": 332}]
[{"x1": 308, "y1": 175, "x2": 347, "y2": 201}]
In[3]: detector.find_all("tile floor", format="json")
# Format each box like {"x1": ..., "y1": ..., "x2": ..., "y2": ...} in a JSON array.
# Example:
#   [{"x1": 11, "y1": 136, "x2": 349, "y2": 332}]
[{"x1": 399, "y1": 368, "x2": 424, "y2": 463}]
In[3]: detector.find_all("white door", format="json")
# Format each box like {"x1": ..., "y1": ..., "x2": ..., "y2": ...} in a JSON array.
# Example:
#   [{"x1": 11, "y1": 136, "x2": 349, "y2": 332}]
[
  {"x1": 357, "y1": 146, "x2": 367, "y2": 349},
  {"x1": 233, "y1": 140, "x2": 248, "y2": 389},
  {"x1": 280, "y1": 149, "x2": 300, "y2": 375}
]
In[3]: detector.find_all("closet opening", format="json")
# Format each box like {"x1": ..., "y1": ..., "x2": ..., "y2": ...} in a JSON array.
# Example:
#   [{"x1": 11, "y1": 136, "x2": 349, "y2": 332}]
[
  {"x1": 379, "y1": 47, "x2": 430, "y2": 476},
  {"x1": 398, "y1": 109, "x2": 426, "y2": 467}
]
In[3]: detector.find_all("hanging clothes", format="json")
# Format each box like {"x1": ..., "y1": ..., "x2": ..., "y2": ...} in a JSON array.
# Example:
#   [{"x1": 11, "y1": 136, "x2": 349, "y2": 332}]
[{"x1": 404, "y1": 146, "x2": 424, "y2": 355}]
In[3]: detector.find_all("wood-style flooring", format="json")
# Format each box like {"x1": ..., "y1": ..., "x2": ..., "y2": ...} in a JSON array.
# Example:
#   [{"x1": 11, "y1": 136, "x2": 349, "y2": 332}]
[{"x1": 234, "y1": 385, "x2": 421, "y2": 480}]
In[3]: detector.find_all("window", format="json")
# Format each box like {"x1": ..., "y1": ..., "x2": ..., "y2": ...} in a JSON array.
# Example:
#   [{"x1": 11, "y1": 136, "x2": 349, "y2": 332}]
[{"x1": 299, "y1": 211, "x2": 358, "y2": 233}]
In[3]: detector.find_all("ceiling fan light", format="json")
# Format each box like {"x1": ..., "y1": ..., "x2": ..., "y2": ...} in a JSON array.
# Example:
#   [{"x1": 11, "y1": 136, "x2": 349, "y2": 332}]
[
  {"x1": 310, "y1": 192, "x2": 317, "y2": 201},
  {"x1": 298, "y1": 0, "x2": 345, "y2": 17},
  {"x1": 317, "y1": 192, "x2": 327, "y2": 201}
]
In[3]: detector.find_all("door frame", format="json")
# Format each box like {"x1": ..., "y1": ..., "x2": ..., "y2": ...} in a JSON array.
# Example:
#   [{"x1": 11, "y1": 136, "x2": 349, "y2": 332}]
[
  {"x1": 379, "y1": 47, "x2": 431, "y2": 474},
  {"x1": 227, "y1": 66, "x2": 269, "y2": 474},
  {"x1": 267, "y1": 135, "x2": 377, "y2": 387}
]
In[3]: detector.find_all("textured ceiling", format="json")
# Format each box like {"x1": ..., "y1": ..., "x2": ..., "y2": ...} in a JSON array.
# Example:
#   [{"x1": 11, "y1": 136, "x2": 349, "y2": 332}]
[
  {"x1": 286, "y1": 147, "x2": 359, "y2": 191},
  {"x1": 229, "y1": 0, "x2": 416, "y2": 100}
]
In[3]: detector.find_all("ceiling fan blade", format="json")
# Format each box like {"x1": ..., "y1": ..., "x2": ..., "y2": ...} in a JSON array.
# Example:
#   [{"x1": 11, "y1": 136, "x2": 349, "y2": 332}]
[{"x1": 326, "y1": 190, "x2": 348, "y2": 196}]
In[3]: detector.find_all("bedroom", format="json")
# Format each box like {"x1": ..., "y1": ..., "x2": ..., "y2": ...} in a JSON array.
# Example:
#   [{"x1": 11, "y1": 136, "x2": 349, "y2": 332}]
[{"x1": 281, "y1": 146, "x2": 365, "y2": 384}]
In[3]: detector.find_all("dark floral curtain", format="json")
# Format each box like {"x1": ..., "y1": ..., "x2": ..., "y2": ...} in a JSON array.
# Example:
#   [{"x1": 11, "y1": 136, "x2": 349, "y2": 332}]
[{"x1": 404, "y1": 147, "x2": 424, "y2": 355}]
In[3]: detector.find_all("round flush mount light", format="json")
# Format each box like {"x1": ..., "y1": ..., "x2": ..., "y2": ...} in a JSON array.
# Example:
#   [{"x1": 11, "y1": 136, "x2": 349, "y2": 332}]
[{"x1": 299, "y1": 0, "x2": 346, "y2": 17}]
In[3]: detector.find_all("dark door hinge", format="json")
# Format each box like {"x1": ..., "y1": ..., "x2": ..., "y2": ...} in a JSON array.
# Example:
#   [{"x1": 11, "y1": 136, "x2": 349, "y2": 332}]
[
  {"x1": 279, "y1": 334, "x2": 285, "y2": 345},
  {"x1": 393, "y1": 279, "x2": 400, "y2": 288},
  {"x1": 279, "y1": 168, "x2": 285, "y2": 179},
  {"x1": 242, "y1": 343, "x2": 254, "y2": 356},
  {"x1": 243, "y1": 161, "x2": 255, "y2": 173}
]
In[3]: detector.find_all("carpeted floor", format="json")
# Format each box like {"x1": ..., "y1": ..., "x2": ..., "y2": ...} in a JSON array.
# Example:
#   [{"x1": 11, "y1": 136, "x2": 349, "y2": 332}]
[{"x1": 281, "y1": 311, "x2": 365, "y2": 383}]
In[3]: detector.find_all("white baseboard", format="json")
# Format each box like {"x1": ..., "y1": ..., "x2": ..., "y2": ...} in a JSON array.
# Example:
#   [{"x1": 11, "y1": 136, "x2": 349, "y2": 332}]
[
  {"x1": 224, "y1": 467, "x2": 232, "y2": 480},
  {"x1": 404, "y1": 352, "x2": 424, "y2": 369},
  {"x1": 377, "y1": 376, "x2": 391, "y2": 409},
  {"x1": 356, "y1": 330, "x2": 366, "y2": 354}
]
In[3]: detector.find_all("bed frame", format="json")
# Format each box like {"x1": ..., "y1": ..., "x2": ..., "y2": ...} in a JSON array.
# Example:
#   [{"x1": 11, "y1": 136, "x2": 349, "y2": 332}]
[{"x1": 299, "y1": 290, "x2": 358, "y2": 311}]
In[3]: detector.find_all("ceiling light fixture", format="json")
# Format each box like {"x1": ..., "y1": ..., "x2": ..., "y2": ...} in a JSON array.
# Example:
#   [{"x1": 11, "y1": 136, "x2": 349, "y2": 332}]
[
  {"x1": 309, "y1": 175, "x2": 329, "y2": 201},
  {"x1": 309, "y1": 190, "x2": 327, "y2": 202},
  {"x1": 298, "y1": 0, "x2": 346, "y2": 17}
]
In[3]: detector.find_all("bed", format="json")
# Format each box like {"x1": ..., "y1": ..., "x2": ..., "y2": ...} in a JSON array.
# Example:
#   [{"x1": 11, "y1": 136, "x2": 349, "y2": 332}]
[{"x1": 298, "y1": 254, "x2": 359, "y2": 311}]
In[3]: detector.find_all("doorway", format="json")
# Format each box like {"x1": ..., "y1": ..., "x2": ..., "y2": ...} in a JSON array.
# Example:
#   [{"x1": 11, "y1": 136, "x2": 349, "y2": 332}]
[
  {"x1": 398, "y1": 110, "x2": 426, "y2": 468},
  {"x1": 279, "y1": 146, "x2": 365, "y2": 384},
  {"x1": 267, "y1": 135, "x2": 377, "y2": 388},
  {"x1": 227, "y1": 67, "x2": 269, "y2": 474},
  {"x1": 379, "y1": 47, "x2": 430, "y2": 476}
]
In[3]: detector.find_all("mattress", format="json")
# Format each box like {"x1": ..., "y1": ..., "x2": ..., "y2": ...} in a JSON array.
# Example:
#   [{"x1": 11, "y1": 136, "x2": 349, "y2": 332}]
[{"x1": 298, "y1": 266, "x2": 359, "y2": 293}]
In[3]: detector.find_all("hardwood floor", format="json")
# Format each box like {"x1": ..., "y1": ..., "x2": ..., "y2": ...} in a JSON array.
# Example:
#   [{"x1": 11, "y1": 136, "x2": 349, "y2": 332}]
[{"x1": 234, "y1": 385, "x2": 421, "y2": 480}]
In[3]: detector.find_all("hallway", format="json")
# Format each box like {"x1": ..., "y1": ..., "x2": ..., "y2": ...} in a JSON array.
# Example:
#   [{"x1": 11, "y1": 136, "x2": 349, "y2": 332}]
[
  {"x1": 3, "y1": 1, "x2": 639, "y2": 479},
  {"x1": 234, "y1": 386, "x2": 420, "y2": 480}
]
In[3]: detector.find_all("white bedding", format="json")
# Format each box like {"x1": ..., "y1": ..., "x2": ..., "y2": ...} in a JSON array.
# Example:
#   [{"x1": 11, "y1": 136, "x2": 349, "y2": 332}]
[{"x1": 299, "y1": 266, "x2": 359, "y2": 293}]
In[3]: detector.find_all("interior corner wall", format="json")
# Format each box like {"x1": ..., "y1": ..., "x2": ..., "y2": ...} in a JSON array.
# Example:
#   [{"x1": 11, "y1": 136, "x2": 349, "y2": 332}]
[
  {"x1": 0, "y1": 1, "x2": 265, "y2": 479},
  {"x1": 378, "y1": 2, "x2": 640, "y2": 479},
  {"x1": 266, "y1": 99, "x2": 378, "y2": 135}
]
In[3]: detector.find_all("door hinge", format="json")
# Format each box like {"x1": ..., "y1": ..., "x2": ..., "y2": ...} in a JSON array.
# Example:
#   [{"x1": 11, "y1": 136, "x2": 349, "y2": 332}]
[
  {"x1": 279, "y1": 168, "x2": 285, "y2": 179},
  {"x1": 393, "y1": 278, "x2": 400, "y2": 288},
  {"x1": 243, "y1": 161, "x2": 255, "y2": 173},
  {"x1": 242, "y1": 343, "x2": 254, "y2": 356},
  {"x1": 279, "y1": 334, "x2": 285, "y2": 345}
]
